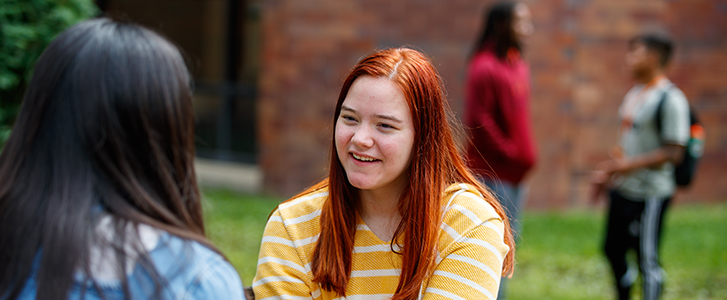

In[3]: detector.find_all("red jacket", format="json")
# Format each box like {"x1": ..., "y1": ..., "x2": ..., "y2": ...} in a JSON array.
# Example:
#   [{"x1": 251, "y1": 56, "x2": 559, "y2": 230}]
[{"x1": 464, "y1": 49, "x2": 537, "y2": 184}]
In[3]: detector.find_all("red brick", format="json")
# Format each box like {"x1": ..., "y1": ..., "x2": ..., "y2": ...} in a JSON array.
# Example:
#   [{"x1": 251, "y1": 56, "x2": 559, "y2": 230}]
[{"x1": 259, "y1": 0, "x2": 727, "y2": 206}]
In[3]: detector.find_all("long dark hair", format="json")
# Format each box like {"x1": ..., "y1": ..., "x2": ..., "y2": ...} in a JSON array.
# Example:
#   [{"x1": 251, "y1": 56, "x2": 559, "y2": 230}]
[
  {"x1": 471, "y1": 1, "x2": 520, "y2": 59},
  {"x1": 302, "y1": 48, "x2": 514, "y2": 299},
  {"x1": 0, "y1": 18, "x2": 217, "y2": 299}
]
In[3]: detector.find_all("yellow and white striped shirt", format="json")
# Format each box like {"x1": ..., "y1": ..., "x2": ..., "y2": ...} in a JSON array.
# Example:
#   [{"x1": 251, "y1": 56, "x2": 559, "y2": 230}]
[{"x1": 253, "y1": 183, "x2": 509, "y2": 300}]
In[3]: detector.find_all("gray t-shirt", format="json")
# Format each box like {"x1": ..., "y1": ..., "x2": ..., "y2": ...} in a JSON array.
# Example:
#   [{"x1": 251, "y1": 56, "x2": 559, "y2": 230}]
[{"x1": 615, "y1": 78, "x2": 690, "y2": 199}]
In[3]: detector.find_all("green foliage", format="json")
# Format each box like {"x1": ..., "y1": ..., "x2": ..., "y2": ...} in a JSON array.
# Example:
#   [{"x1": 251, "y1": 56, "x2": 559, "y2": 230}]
[
  {"x1": 0, "y1": 105, "x2": 13, "y2": 146},
  {"x1": 0, "y1": 0, "x2": 98, "y2": 146},
  {"x1": 202, "y1": 190, "x2": 727, "y2": 298}
]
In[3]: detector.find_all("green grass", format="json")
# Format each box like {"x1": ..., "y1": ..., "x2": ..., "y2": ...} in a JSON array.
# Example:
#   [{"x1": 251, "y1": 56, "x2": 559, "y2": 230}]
[
  {"x1": 509, "y1": 204, "x2": 727, "y2": 300},
  {"x1": 202, "y1": 188, "x2": 281, "y2": 285},
  {"x1": 202, "y1": 188, "x2": 727, "y2": 299}
]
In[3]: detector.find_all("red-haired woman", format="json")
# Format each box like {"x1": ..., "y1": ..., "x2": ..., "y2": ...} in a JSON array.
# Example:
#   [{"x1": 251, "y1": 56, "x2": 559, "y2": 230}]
[{"x1": 253, "y1": 48, "x2": 515, "y2": 300}]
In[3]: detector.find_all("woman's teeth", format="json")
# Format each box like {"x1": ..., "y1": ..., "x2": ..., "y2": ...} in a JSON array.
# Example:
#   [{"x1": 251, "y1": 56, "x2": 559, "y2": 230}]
[{"x1": 352, "y1": 153, "x2": 375, "y2": 162}]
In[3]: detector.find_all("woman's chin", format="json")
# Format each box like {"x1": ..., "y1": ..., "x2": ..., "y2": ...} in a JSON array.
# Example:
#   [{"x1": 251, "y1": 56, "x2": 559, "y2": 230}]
[{"x1": 346, "y1": 176, "x2": 378, "y2": 191}]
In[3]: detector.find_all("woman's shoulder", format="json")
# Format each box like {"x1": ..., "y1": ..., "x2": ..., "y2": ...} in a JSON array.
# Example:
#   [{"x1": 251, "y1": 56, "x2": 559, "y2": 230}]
[
  {"x1": 273, "y1": 185, "x2": 329, "y2": 222},
  {"x1": 46, "y1": 230, "x2": 244, "y2": 300},
  {"x1": 140, "y1": 233, "x2": 245, "y2": 299},
  {"x1": 470, "y1": 51, "x2": 500, "y2": 70},
  {"x1": 438, "y1": 183, "x2": 506, "y2": 256},
  {"x1": 442, "y1": 183, "x2": 503, "y2": 226},
  {"x1": 150, "y1": 233, "x2": 227, "y2": 269}
]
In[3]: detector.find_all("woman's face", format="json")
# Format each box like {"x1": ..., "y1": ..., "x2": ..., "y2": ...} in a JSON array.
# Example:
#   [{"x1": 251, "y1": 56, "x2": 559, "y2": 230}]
[
  {"x1": 512, "y1": 3, "x2": 534, "y2": 45},
  {"x1": 335, "y1": 76, "x2": 415, "y2": 195}
]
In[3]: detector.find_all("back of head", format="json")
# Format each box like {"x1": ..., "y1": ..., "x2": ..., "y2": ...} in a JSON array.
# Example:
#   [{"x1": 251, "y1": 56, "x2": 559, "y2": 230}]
[
  {"x1": 630, "y1": 33, "x2": 674, "y2": 67},
  {"x1": 472, "y1": 1, "x2": 519, "y2": 58},
  {"x1": 0, "y1": 18, "x2": 210, "y2": 299}
]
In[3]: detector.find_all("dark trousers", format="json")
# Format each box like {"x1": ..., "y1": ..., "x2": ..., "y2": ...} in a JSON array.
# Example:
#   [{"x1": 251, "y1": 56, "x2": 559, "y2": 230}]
[{"x1": 604, "y1": 190, "x2": 671, "y2": 300}]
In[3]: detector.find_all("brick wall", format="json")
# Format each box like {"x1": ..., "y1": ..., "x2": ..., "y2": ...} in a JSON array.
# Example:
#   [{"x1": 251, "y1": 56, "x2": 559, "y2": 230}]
[{"x1": 258, "y1": 0, "x2": 727, "y2": 207}]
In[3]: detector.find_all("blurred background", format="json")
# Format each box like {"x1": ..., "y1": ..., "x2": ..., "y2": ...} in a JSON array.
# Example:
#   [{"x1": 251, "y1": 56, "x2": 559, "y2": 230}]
[
  {"x1": 2, "y1": 0, "x2": 725, "y2": 206},
  {"x1": 1, "y1": 0, "x2": 726, "y2": 299}
]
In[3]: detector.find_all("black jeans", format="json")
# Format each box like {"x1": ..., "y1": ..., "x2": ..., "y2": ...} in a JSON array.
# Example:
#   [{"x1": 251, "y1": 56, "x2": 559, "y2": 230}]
[{"x1": 603, "y1": 190, "x2": 671, "y2": 300}]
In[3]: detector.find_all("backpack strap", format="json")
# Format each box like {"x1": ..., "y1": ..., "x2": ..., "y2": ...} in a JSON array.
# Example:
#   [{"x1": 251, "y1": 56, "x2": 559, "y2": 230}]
[
  {"x1": 654, "y1": 84, "x2": 673, "y2": 144},
  {"x1": 656, "y1": 85, "x2": 698, "y2": 144}
]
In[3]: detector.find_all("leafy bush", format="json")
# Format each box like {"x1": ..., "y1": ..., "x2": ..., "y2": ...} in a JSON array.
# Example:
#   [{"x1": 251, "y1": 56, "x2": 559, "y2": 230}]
[{"x1": 0, "y1": 0, "x2": 97, "y2": 146}]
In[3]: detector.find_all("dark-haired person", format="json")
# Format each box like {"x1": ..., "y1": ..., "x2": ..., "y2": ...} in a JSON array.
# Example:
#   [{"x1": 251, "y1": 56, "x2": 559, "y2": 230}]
[
  {"x1": 590, "y1": 33, "x2": 690, "y2": 300},
  {"x1": 0, "y1": 18, "x2": 244, "y2": 299},
  {"x1": 463, "y1": 2, "x2": 536, "y2": 298},
  {"x1": 253, "y1": 48, "x2": 515, "y2": 300}
]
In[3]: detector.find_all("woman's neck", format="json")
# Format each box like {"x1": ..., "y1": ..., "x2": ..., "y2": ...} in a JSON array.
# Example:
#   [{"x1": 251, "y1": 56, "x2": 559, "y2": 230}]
[
  {"x1": 358, "y1": 186, "x2": 404, "y2": 242},
  {"x1": 360, "y1": 190, "x2": 400, "y2": 217}
]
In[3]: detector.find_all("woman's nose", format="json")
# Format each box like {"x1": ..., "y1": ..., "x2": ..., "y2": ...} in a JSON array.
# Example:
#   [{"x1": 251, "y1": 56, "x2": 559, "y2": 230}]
[{"x1": 351, "y1": 127, "x2": 374, "y2": 148}]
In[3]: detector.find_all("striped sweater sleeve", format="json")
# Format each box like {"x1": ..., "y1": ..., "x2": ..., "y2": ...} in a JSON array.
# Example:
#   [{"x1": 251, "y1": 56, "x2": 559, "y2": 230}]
[
  {"x1": 252, "y1": 208, "x2": 315, "y2": 300},
  {"x1": 423, "y1": 188, "x2": 509, "y2": 300}
]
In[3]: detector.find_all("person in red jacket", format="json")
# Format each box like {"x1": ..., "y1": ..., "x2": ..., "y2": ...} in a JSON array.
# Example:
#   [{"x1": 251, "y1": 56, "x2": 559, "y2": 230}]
[{"x1": 464, "y1": 2, "x2": 536, "y2": 298}]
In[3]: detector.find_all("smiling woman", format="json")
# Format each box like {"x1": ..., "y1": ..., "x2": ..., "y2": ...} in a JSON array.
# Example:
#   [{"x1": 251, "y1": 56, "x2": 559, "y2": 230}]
[
  {"x1": 336, "y1": 76, "x2": 414, "y2": 201},
  {"x1": 253, "y1": 48, "x2": 515, "y2": 300}
]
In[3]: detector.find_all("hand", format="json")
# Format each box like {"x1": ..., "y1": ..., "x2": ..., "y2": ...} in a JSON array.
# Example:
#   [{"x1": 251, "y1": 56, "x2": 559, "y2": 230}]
[
  {"x1": 589, "y1": 181, "x2": 607, "y2": 204},
  {"x1": 595, "y1": 158, "x2": 630, "y2": 177},
  {"x1": 589, "y1": 171, "x2": 609, "y2": 204},
  {"x1": 589, "y1": 169, "x2": 611, "y2": 185},
  {"x1": 588, "y1": 158, "x2": 627, "y2": 204}
]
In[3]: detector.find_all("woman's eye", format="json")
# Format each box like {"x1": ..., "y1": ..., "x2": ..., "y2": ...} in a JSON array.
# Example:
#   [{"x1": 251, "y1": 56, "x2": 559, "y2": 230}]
[
  {"x1": 378, "y1": 123, "x2": 395, "y2": 130},
  {"x1": 341, "y1": 115, "x2": 357, "y2": 122}
]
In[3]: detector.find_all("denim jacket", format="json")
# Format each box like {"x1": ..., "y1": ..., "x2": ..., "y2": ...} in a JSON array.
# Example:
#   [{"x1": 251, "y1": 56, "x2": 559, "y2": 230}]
[{"x1": 13, "y1": 230, "x2": 245, "y2": 300}]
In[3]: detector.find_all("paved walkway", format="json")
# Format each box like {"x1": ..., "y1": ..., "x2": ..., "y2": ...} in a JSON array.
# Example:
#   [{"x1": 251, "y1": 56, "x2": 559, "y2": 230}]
[{"x1": 195, "y1": 158, "x2": 261, "y2": 193}]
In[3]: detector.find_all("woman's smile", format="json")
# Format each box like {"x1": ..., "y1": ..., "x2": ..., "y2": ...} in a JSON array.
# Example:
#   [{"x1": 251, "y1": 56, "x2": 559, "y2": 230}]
[{"x1": 351, "y1": 152, "x2": 378, "y2": 162}]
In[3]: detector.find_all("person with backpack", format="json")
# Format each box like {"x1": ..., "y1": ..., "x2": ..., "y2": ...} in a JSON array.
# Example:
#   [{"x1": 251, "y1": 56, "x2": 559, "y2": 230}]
[{"x1": 590, "y1": 33, "x2": 692, "y2": 300}]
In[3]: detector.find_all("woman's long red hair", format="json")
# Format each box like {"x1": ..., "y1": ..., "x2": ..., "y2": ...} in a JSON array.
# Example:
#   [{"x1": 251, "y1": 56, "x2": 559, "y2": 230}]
[{"x1": 301, "y1": 48, "x2": 515, "y2": 299}]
